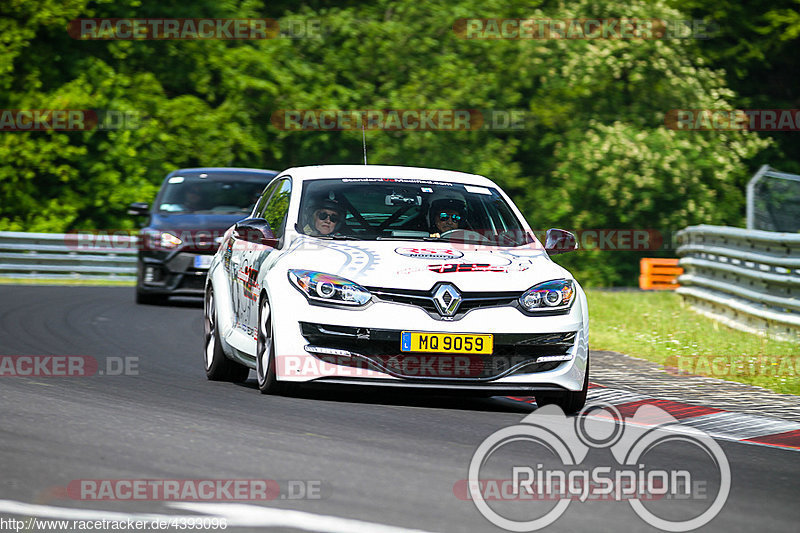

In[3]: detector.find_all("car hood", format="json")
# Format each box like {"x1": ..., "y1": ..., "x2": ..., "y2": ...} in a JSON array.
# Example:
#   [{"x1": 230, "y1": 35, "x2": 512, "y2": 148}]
[
  {"x1": 279, "y1": 237, "x2": 570, "y2": 292},
  {"x1": 147, "y1": 213, "x2": 248, "y2": 232}
]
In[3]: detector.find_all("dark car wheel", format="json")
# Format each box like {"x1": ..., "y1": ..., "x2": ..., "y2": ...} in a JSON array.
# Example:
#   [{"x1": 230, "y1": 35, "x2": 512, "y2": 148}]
[
  {"x1": 256, "y1": 295, "x2": 291, "y2": 395},
  {"x1": 204, "y1": 286, "x2": 249, "y2": 382},
  {"x1": 135, "y1": 288, "x2": 167, "y2": 305},
  {"x1": 535, "y1": 357, "x2": 589, "y2": 415}
]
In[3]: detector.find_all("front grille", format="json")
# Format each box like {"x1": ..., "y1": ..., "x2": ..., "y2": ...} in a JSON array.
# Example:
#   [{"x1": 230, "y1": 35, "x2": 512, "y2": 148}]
[
  {"x1": 180, "y1": 273, "x2": 207, "y2": 290},
  {"x1": 300, "y1": 322, "x2": 575, "y2": 380},
  {"x1": 143, "y1": 265, "x2": 166, "y2": 285},
  {"x1": 367, "y1": 286, "x2": 520, "y2": 319}
]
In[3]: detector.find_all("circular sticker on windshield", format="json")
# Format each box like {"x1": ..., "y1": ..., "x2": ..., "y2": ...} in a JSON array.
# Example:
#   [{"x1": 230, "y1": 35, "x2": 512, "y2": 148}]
[{"x1": 394, "y1": 247, "x2": 464, "y2": 260}]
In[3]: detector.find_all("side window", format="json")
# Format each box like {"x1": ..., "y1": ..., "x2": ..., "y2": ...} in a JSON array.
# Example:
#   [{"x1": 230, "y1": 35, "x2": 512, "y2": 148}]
[
  {"x1": 253, "y1": 179, "x2": 280, "y2": 218},
  {"x1": 262, "y1": 178, "x2": 292, "y2": 238}
]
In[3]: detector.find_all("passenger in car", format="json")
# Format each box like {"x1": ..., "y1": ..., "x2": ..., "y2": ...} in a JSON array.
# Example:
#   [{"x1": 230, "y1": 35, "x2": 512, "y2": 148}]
[{"x1": 303, "y1": 199, "x2": 345, "y2": 236}]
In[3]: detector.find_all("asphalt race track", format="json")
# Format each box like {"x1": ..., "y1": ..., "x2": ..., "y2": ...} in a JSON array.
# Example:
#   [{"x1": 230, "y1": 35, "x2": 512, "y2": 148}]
[{"x1": 0, "y1": 285, "x2": 798, "y2": 532}]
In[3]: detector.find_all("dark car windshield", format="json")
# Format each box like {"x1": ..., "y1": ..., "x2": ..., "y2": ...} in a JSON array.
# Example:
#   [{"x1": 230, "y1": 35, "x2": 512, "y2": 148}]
[
  {"x1": 156, "y1": 175, "x2": 266, "y2": 215},
  {"x1": 297, "y1": 178, "x2": 531, "y2": 246}
]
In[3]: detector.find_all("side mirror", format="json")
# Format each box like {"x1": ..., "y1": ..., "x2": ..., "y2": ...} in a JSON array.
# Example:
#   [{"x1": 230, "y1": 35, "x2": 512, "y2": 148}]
[
  {"x1": 234, "y1": 218, "x2": 279, "y2": 248},
  {"x1": 128, "y1": 202, "x2": 150, "y2": 216},
  {"x1": 545, "y1": 228, "x2": 577, "y2": 255}
]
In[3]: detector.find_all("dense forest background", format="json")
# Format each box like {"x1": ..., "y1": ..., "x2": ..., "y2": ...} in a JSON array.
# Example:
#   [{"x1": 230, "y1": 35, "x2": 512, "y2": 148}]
[{"x1": 1, "y1": 0, "x2": 798, "y2": 285}]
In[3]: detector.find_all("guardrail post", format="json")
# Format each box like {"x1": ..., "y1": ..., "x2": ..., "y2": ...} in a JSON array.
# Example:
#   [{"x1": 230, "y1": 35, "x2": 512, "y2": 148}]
[{"x1": 676, "y1": 225, "x2": 800, "y2": 341}]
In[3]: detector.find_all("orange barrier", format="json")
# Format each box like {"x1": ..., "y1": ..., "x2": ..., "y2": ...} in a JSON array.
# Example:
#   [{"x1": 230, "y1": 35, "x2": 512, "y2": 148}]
[{"x1": 639, "y1": 258, "x2": 683, "y2": 290}]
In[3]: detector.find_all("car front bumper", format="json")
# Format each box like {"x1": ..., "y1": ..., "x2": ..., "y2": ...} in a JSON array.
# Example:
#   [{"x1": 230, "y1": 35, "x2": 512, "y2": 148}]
[
  {"x1": 270, "y1": 282, "x2": 589, "y2": 393},
  {"x1": 137, "y1": 252, "x2": 213, "y2": 296}
]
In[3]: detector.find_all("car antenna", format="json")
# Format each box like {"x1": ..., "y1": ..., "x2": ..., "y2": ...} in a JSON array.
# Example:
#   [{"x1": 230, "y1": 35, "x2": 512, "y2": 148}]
[{"x1": 362, "y1": 120, "x2": 368, "y2": 165}]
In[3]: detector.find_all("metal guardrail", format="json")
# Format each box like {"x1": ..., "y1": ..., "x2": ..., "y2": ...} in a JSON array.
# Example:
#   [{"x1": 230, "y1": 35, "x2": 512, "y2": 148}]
[
  {"x1": 746, "y1": 164, "x2": 800, "y2": 232},
  {"x1": 676, "y1": 225, "x2": 800, "y2": 341},
  {"x1": 0, "y1": 231, "x2": 137, "y2": 281}
]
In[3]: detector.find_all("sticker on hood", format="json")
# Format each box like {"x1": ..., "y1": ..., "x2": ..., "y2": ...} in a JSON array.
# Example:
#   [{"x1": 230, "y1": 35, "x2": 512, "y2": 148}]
[{"x1": 394, "y1": 247, "x2": 464, "y2": 259}]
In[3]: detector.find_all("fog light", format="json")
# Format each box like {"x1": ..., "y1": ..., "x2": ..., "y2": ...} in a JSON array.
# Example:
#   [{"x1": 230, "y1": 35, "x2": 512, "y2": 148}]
[
  {"x1": 144, "y1": 266, "x2": 156, "y2": 283},
  {"x1": 143, "y1": 266, "x2": 163, "y2": 284}
]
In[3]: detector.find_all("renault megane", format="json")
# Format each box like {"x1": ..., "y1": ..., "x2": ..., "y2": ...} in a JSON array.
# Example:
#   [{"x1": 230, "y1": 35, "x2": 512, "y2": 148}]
[{"x1": 203, "y1": 165, "x2": 589, "y2": 412}]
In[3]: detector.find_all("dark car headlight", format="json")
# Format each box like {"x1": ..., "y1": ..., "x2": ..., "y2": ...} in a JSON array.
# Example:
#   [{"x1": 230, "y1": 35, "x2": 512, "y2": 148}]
[
  {"x1": 519, "y1": 279, "x2": 575, "y2": 313},
  {"x1": 142, "y1": 230, "x2": 182, "y2": 250},
  {"x1": 288, "y1": 269, "x2": 372, "y2": 306}
]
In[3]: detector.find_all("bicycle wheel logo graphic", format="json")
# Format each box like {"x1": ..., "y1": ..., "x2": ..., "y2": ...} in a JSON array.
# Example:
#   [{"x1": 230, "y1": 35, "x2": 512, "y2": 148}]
[{"x1": 467, "y1": 402, "x2": 730, "y2": 532}]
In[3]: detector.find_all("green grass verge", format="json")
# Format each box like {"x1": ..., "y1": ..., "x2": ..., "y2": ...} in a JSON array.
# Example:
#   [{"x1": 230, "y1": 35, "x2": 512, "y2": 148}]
[
  {"x1": 587, "y1": 290, "x2": 800, "y2": 395},
  {"x1": 0, "y1": 277, "x2": 135, "y2": 287}
]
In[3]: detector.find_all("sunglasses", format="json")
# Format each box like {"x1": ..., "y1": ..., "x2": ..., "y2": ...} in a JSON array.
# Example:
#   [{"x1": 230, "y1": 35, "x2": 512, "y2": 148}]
[
  {"x1": 438, "y1": 212, "x2": 462, "y2": 222},
  {"x1": 317, "y1": 211, "x2": 340, "y2": 223}
]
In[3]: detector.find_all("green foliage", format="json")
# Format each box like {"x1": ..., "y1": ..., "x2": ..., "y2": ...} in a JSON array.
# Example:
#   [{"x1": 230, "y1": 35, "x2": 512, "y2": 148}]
[
  {"x1": 670, "y1": 0, "x2": 800, "y2": 173},
  {"x1": 1, "y1": 0, "x2": 790, "y2": 285},
  {"x1": 587, "y1": 289, "x2": 800, "y2": 395}
]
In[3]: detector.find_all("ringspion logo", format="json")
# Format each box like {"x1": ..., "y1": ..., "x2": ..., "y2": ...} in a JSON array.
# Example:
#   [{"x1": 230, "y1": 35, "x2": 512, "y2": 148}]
[{"x1": 465, "y1": 402, "x2": 730, "y2": 531}]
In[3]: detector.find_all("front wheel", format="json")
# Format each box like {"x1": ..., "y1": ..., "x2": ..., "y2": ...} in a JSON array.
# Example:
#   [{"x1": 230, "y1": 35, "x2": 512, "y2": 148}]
[
  {"x1": 204, "y1": 286, "x2": 249, "y2": 382},
  {"x1": 536, "y1": 359, "x2": 589, "y2": 415},
  {"x1": 136, "y1": 288, "x2": 167, "y2": 305},
  {"x1": 256, "y1": 295, "x2": 291, "y2": 395}
]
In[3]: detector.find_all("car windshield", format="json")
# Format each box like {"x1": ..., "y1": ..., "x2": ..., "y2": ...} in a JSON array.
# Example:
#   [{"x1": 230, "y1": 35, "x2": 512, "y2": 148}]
[
  {"x1": 157, "y1": 175, "x2": 265, "y2": 214},
  {"x1": 297, "y1": 178, "x2": 531, "y2": 246}
]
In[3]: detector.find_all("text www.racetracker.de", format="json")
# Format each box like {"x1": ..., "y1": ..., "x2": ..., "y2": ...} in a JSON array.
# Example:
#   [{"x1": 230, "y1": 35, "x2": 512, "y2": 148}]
[{"x1": 0, "y1": 517, "x2": 227, "y2": 531}]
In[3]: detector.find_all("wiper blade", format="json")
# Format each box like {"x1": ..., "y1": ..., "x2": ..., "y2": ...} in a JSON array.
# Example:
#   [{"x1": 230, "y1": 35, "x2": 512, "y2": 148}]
[
  {"x1": 314, "y1": 234, "x2": 362, "y2": 240},
  {"x1": 375, "y1": 236, "x2": 431, "y2": 241},
  {"x1": 374, "y1": 235, "x2": 457, "y2": 242}
]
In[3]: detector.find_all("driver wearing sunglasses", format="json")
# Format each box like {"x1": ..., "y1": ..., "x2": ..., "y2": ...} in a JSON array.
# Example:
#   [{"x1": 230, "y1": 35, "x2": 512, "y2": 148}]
[
  {"x1": 435, "y1": 210, "x2": 462, "y2": 233},
  {"x1": 429, "y1": 198, "x2": 466, "y2": 236},
  {"x1": 429, "y1": 198, "x2": 467, "y2": 237},
  {"x1": 303, "y1": 198, "x2": 344, "y2": 236}
]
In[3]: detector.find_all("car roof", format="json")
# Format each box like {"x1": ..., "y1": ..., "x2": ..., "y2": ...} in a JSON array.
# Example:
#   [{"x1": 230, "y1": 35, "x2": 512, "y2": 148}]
[
  {"x1": 167, "y1": 167, "x2": 279, "y2": 181},
  {"x1": 279, "y1": 165, "x2": 497, "y2": 187}
]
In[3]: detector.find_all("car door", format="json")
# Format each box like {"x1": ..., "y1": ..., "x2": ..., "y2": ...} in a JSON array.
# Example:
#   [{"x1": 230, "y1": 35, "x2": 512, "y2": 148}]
[
  {"x1": 240, "y1": 177, "x2": 293, "y2": 337},
  {"x1": 229, "y1": 179, "x2": 280, "y2": 338}
]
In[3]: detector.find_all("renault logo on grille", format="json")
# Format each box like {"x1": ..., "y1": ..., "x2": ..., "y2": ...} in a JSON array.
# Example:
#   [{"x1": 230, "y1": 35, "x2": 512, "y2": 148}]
[{"x1": 432, "y1": 283, "x2": 462, "y2": 316}]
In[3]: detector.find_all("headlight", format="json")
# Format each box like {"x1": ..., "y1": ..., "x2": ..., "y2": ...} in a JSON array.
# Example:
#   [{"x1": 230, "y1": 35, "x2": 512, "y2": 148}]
[
  {"x1": 519, "y1": 279, "x2": 574, "y2": 313},
  {"x1": 288, "y1": 270, "x2": 372, "y2": 307},
  {"x1": 159, "y1": 232, "x2": 182, "y2": 249}
]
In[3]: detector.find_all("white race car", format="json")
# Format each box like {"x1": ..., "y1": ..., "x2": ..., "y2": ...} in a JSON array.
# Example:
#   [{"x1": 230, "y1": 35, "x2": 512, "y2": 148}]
[{"x1": 203, "y1": 165, "x2": 589, "y2": 412}]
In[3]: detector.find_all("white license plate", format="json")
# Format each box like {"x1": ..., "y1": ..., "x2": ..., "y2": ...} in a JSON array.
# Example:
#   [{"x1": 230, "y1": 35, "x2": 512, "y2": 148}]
[{"x1": 193, "y1": 255, "x2": 213, "y2": 269}]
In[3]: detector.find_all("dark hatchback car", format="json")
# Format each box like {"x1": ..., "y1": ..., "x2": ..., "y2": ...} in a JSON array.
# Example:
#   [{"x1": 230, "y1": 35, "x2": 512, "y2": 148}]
[{"x1": 129, "y1": 167, "x2": 278, "y2": 304}]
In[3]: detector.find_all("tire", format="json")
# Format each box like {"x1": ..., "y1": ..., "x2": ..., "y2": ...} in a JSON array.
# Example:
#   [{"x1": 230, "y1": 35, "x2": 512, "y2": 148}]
[
  {"x1": 256, "y1": 294, "x2": 290, "y2": 395},
  {"x1": 536, "y1": 358, "x2": 589, "y2": 415},
  {"x1": 204, "y1": 286, "x2": 249, "y2": 382},
  {"x1": 135, "y1": 288, "x2": 167, "y2": 305}
]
